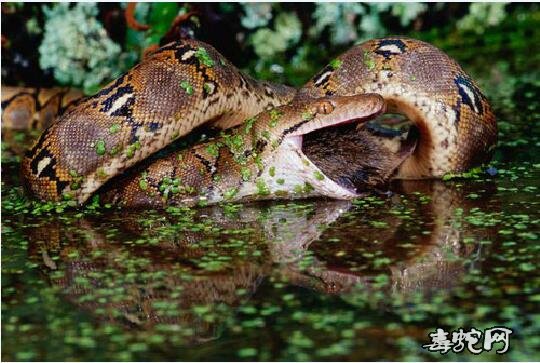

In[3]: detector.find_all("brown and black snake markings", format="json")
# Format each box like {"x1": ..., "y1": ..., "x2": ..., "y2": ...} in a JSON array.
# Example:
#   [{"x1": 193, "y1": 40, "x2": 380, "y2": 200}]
[
  {"x1": 374, "y1": 38, "x2": 408, "y2": 58},
  {"x1": 1, "y1": 86, "x2": 83, "y2": 130},
  {"x1": 454, "y1": 74, "x2": 486, "y2": 124},
  {"x1": 5, "y1": 37, "x2": 496, "y2": 208}
]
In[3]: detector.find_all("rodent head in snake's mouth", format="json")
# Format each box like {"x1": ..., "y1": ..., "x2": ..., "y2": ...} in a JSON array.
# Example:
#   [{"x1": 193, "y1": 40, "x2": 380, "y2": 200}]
[{"x1": 257, "y1": 94, "x2": 417, "y2": 200}]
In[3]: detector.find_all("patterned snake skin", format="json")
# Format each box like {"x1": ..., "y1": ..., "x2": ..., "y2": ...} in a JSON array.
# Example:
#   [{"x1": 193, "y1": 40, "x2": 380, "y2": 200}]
[
  {"x1": 1, "y1": 86, "x2": 83, "y2": 130},
  {"x1": 14, "y1": 37, "x2": 496, "y2": 207}
]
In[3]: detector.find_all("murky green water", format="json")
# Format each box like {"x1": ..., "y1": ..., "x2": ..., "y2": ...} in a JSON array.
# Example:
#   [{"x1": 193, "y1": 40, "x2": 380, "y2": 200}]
[{"x1": 2, "y1": 43, "x2": 539, "y2": 361}]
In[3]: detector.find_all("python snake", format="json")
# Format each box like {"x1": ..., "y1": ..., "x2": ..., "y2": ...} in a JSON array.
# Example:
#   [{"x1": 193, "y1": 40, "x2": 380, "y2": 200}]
[{"x1": 6, "y1": 37, "x2": 497, "y2": 207}]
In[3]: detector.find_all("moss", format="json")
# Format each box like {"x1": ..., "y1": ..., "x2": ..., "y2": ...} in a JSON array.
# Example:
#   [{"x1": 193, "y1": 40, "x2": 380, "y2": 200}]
[
  {"x1": 224, "y1": 187, "x2": 239, "y2": 200},
  {"x1": 243, "y1": 118, "x2": 256, "y2": 135},
  {"x1": 205, "y1": 143, "x2": 220, "y2": 157},
  {"x1": 256, "y1": 179, "x2": 270, "y2": 196},
  {"x1": 269, "y1": 109, "x2": 283, "y2": 127},
  {"x1": 329, "y1": 59, "x2": 342, "y2": 70},
  {"x1": 180, "y1": 80, "x2": 194, "y2": 95},
  {"x1": 125, "y1": 140, "x2": 141, "y2": 159},
  {"x1": 195, "y1": 47, "x2": 215, "y2": 68},
  {"x1": 363, "y1": 51, "x2": 376, "y2": 70},
  {"x1": 301, "y1": 111, "x2": 314, "y2": 121},
  {"x1": 223, "y1": 134, "x2": 245, "y2": 153},
  {"x1": 139, "y1": 179, "x2": 148, "y2": 191},
  {"x1": 95, "y1": 140, "x2": 106, "y2": 155},
  {"x1": 69, "y1": 170, "x2": 83, "y2": 191},
  {"x1": 442, "y1": 166, "x2": 485, "y2": 181},
  {"x1": 303, "y1": 182, "x2": 314, "y2": 193},
  {"x1": 260, "y1": 131, "x2": 271, "y2": 140},
  {"x1": 139, "y1": 173, "x2": 149, "y2": 191},
  {"x1": 241, "y1": 167, "x2": 251, "y2": 181},
  {"x1": 109, "y1": 145, "x2": 121, "y2": 156},
  {"x1": 109, "y1": 124, "x2": 121, "y2": 134}
]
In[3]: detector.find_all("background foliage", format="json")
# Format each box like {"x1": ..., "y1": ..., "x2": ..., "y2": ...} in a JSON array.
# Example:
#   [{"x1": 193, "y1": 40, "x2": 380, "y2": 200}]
[{"x1": 2, "y1": 2, "x2": 539, "y2": 94}]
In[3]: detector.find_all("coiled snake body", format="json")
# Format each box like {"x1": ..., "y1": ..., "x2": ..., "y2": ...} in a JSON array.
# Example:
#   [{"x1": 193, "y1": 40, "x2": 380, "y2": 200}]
[{"x1": 15, "y1": 37, "x2": 496, "y2": 207}]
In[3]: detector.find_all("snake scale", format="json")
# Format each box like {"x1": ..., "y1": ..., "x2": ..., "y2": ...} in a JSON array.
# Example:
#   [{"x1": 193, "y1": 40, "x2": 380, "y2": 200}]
[{"x1": 12, "y1": 37, "x2": 496, "y2": 207}]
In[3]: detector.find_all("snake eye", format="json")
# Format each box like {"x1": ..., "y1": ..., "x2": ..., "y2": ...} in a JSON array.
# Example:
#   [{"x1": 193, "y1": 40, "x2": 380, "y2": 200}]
[{"x1": 315, "y1": 100, "x2": 335, "y2": 115}]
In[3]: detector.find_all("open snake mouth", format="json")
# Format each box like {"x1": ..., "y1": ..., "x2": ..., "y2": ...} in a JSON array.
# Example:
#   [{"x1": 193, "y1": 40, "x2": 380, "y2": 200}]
[{"x1": 299, "y1": 114, "x2": 417, "y2": 194}]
